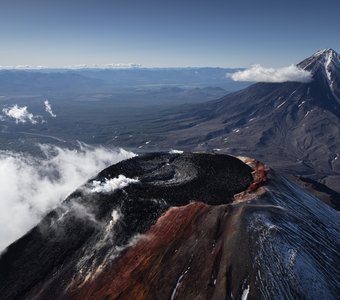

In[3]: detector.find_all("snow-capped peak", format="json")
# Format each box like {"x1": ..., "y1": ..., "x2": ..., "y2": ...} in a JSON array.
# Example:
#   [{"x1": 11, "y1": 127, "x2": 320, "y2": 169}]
[
  {"x1": 297, "y1": 48, "x2": 340, "y2": 103},
  {"x1": 321, "y1": 49, "x2": 340, "y2": 103},
  {"x1": 313, "y1": 48, "x2": 336, "y2": 56},
  {"x1": 300, "y1": 48, "x2": 340, "y2": 70},
  {"x1": 312, "y1": 48, "x2": 340, "y2": 67}
]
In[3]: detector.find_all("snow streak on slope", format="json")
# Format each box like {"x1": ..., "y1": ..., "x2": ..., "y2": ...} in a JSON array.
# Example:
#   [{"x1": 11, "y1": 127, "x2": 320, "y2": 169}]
[
  {"x1": 248, "y1": 173, "x2": 339, "y2": 299},
  {"x1": 324, "y1": 50, "x2": 340, "y2": 103}
]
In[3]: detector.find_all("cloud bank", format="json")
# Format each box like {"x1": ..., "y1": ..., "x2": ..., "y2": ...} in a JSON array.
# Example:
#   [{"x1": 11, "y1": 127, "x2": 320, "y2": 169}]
[
  {"x1": 229, "y1": 64, "x2": 313, "y2": 83},
  {"x1": 44, "y1": 100, "x2": 56, "y2": 118},
  {"x1": 0, "y1": 144, "x2": 136, "y2": 251},
  {"x1": 2, "y1": 104, "x2": 43, "y2": 124}
]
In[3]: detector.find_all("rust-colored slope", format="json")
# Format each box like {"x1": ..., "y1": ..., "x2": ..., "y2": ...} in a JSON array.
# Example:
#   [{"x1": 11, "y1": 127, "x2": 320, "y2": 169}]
[
  {"x1": 0, "y1": 152, "x2": 254, "y2": 300},
  {"x1": 68, "y1": 155, "x2": 267, "y2": 300},
  {"x1": 70, "y1": 201, "x2": 252, "y2": 300},
  {"x1": 2, "y1": 153, "x2": 338, "y2": 300}
]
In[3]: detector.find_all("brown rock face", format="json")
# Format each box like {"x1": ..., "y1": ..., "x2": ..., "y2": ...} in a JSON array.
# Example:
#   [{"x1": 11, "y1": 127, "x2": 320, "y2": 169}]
[
  {"x1": 70, "y1": 202, "x2": 254, "y2": 300},
  {"x1": 0, "y1": 152, "x2": 254, "y2": 300},
  {"x1": 233, "y1": 157, "x2": 268, "y2": 203},
  {"x1": 1, "y1": 152, "x2": 339, "y2": 300}
]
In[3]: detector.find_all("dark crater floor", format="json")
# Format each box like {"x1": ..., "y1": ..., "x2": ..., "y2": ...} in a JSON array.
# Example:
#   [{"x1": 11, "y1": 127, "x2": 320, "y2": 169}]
[{"x1": 68, "y1": 152, "x2": 253, "y2": 246}]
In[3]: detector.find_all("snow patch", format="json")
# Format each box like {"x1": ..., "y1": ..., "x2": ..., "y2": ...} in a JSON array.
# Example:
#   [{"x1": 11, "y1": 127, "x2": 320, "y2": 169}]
[
  {"x1": 171, "y1": 266, "x2": 191, "y2": 300},
  {"x1": 287, "y1": 248, "x2": 297, "y2": 268},
  {"x1": 325, "y1": 51, "x2": 333, "y2": 83},
  {"x1": 277, "y1": 100, "x2": 287, "y2": 109},
  {"x1": 298, "y1": 101, "x2": 306, "y2": 108},
  {"x1": 324, "y1": 50, "x2": 340, "y2": 104},
  {"x1": 289, "y1": 90, "x2": 297, "y2": 97},
  {"x1": 241, "y1": 285, "x2": 250, "y2": 300}
]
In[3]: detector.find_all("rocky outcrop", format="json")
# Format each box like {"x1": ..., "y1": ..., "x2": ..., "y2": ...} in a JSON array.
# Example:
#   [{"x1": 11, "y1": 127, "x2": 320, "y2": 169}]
[{"x1": 0, "y1": 153, "x2": 339, "y2": 300}]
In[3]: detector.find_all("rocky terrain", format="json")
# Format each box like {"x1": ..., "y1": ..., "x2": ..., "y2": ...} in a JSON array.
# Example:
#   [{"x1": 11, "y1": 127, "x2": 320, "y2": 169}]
[
  {"x1": 116, "y1": 49, "x2": 340, "y2": 193},
  {"x1": 0, "y1": 152, "x2": 339, "y2": 299}
]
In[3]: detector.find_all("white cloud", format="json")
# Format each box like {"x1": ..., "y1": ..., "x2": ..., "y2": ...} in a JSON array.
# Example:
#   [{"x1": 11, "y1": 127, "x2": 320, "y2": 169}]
[
  {"x1": 90, "y1": 175, "x2": 139, "y2": 193},
  {"x1": 229, "y1": 64, "x2": 313, "y2": 83},
  {"x1": 2, "y1": 104, "x2": 44, "y2": 124},
  {"x1": 0, "y1": 144, "x2": 136, "y2": 251},
  {"x1": 169, "y1": 149, "x2": 184, "y2": 154},
  {"x1": 44, "y1": 100, "x2": 56, "y2": 118}
]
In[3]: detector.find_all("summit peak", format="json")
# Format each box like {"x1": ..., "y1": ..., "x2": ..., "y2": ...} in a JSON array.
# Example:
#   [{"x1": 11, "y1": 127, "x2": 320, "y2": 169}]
[
  {"x1": 302, "y1": 48, "x2": 340, "y2": 66},
  {"x1": 313, "y1": 48, "x2": 338, "y2": 56},
  {"x1": 298, "y1": 48, "x2": 340, "y2": 73},
  {"x1": 297, "y1": 48, "x2": 340, "y2": 103}
]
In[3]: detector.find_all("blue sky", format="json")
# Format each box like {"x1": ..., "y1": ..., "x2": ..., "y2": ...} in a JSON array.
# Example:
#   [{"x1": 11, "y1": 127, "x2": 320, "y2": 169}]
[{"x1": 0, "y1": 0, "x2": 339, "y2": 68}]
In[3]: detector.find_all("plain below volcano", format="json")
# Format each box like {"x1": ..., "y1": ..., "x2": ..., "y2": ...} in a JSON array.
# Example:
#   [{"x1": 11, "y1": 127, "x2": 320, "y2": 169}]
[{"x1": 117, "y1": 49, "x2": 340, "y2": 193}]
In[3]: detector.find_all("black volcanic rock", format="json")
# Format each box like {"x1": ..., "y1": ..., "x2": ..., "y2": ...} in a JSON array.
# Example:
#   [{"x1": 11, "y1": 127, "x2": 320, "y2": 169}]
[
  {"x1": 0, "y1": 152, "x2": 252, "y2": 300},
  {"x1": 0, "y1": 153, "x2": 339, "y2": 300}
]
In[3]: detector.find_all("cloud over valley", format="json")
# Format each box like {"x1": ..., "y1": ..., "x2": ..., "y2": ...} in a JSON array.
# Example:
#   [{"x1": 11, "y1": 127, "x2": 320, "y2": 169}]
[
  {"x1": 44, "y1": 100, "x2": 56, "y2": 118},
  {"x1": 2, "y1": 104, "x2": 44, "y2": 124}
]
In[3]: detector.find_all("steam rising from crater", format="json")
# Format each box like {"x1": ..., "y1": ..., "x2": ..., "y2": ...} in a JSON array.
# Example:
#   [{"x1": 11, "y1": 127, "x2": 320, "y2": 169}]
[{"x1": 90, "y1": 175, "x2": 139, "y2": 193}]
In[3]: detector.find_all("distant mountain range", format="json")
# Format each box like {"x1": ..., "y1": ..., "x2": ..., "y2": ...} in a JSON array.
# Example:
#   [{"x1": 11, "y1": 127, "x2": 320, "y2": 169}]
[
  {"x1": 1, "y1": 51, "x2": 340, "y2": 300},
  {"x1": 0, "y1": 50, "x2": 338, "y2": 196},
  {"x1": 0, "y1": 67, "x2": 248, "y2": 95},
  {"x1": 124, "y1": 49, "x2": 340, "y2": 193}
]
